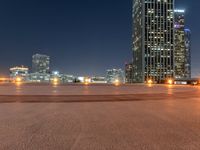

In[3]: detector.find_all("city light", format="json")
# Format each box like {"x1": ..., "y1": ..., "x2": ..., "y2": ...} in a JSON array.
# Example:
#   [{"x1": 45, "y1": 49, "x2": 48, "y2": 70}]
[
  {"x1": 147, "y1": 79, "x2": 153, "y2": 84},
  {"x1": 53, "y1": 78, "x2": 58, "y2": 83},
  {"x1": 0, "y1": 78, "x2": 6, "y2": 81},
  {"x1": 84, "y1": 78, "x2": 91, "y2": 85},
  {"x1": 52, "y1": 71, "x2": 59, "y2": 75},
  {"x1": 114, "y1": 79, "x2": 120, "y2": 86},
  {"x1": 168, "y1": 79, "x2": 173, "y2": 85},
  {"x1": 174, "y1": 9, "x2": 185, "y2": 13},
  {"x1": 14, "y1": 77, "x2": 22, "y2": 86},
  {"x1": 84, "y1": 82, "x2": 89, "y2": 85},
  {"x1": 15, "y1": 77, "x2": 22, "y2": 82},
  {"x1": 52, "y1": 77, "x2": 59, "y2": 84}
]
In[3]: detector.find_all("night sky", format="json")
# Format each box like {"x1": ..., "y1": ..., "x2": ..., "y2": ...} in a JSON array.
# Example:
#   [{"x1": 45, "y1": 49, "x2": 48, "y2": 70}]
[{"x1": 0, "y1": 0, "x2": 199, "y2": 77}]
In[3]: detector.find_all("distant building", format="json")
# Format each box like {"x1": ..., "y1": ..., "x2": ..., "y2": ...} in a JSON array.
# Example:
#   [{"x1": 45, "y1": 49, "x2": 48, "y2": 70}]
[
  {"x1": 32, "y1": 54, "x2": 50, "y2": 74},
  {"x1": 91, "y1": 77, "x2": 107, "y2": 84},
  {"x1": 60, "y1": 74, "x2": 75, "y2": 83},
  {"x1": 174, "y1": 78, "x2": 198, "y2": 85},
  {"x1": 77, "y1": 77, "x2": 84, "y2": 83},
  {"x1": 28, "y1": 73, "x2": 50, "y2": 83},
  {"x1": 174, "y1": 10, "x2": 191, "y2": 79},
  {"x1": 50, "y1": 71, "x2": 61, "y2": 83},
  {"x1": 125, "y1": 63, "x2": 134, "y2": 83},
  {"x1": 10, "y1": 66, "x2": 29, "y2": 81},
  {"x1": 50, "y1": 71, "x2": 75, "y2": 83},
  {"x1": 106, "y1": 69, "x2": 124, "y2": 84}
]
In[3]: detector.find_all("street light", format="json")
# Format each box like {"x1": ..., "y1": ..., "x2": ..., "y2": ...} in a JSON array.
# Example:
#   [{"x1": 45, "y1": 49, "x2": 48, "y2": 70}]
[
  {"x1": 53, "y1": 78, "x2": 58, "y2": 83},
  {"x1": 168, "y1": 79, "x2": 173, "y2": 85},
  {"x1": 114, "y1": 79, "x2": 120, "y2": 86},
  {"x1": 15, "y1": 77, "x2": 22, "y2": 82},
  {"x1": 14, "y1": 77, "x2": 22, "y2": 86},
  {"x1": 84, "y1": 78, "x2": 90, "y2": 85},
  {"x1": 52, "y1": 77, "x2": 59, "y2": 86},
  {"x1": 147, "y1": 79, "x2": 153, "y2": 84}
]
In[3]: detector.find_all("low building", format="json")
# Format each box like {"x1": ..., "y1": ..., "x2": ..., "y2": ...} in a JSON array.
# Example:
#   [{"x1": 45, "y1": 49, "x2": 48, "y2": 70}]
[
  {"x1": 28, "y1": 73, "x2": 50, "y2": 83},
  {"x1": 50, "y1": 71, "x2": 75, "y2": 83},
  {"x1": 174, "y1": 78, "x2": 199, "y2": 85},
  {"x1": 106, "y1": 69, "x2": 124, "y2": 84},
  {"x1": 91, "y1": 77, "x2": 107, "y2": 84},
  {"x1": 60, "y1": 74, "x2": 75, "y2": 83},
  {"x1": 10, "y1": 66, "x2": 29, "y2": 81}
]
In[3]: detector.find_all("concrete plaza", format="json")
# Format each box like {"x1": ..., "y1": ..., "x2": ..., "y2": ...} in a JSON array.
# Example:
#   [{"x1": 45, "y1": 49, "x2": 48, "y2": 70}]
[{"x1": 0, "y1": 84, "x2": 200, "y2": 150}]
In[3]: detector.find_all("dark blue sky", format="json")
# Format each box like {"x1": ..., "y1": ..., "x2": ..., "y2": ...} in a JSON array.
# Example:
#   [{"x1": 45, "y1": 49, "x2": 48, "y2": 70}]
[{"x1": 0, "y1": 0, "x2": 199, "y2": 77}]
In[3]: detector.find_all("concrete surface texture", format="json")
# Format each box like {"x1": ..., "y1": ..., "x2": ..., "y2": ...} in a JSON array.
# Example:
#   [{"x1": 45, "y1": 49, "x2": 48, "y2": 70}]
[
  {"x1": 0, "y1": 84, "x2": 200, "y2": 150},
  {"x1": 0, "y1": 83, "x2": 196, "y2": 95}
]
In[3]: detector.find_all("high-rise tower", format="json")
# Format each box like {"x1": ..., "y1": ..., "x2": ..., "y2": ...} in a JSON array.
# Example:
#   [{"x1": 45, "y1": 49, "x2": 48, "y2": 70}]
[
  {"x1": 132, "y1": 0, "x2": 175, "y2": 83},
  {"x1": 174, "y1": 9, "x2": 186, "y2": 79},
  {"x1": 174, "y1": 10, "x2": 191, "y2": 79},
  {"x1": 184, "y1": 29, "x2": 191, "y2": 79}
]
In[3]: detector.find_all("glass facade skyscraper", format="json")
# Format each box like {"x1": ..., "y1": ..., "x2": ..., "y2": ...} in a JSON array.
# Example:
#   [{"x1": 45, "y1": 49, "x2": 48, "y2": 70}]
[
  {"x1": 174, "y1": 10, "x2": 191, "y2": 79},
  {"x1": 174, "y1": 9, "x2": 185, "y2": 79},
  {"x1": 132, "y1": 0, "x2": 175, "y2": 83},
  {"x1": 184, "y1": 29, "x2": 191, "y2": 79}
]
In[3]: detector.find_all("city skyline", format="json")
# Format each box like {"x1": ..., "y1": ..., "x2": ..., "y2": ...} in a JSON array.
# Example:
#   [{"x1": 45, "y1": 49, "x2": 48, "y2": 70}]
[
  {"x1": 0, "y1": 0, "x2": 199, "y2": 77},
  {"x1": 1, "y1": 1, "x2": 200, "y2": 149}
]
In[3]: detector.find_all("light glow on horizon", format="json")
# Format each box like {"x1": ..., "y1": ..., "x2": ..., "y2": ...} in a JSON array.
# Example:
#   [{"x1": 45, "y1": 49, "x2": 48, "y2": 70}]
[
  {"x1": 148, "y1": 79, "x2": 153, "y2": 84},
  {"x1": 168, "y1": 79, "x2": 173, "y2": 85},
  {"x1": 15, "y1": 77, "x2": 22, "y2": 82}
]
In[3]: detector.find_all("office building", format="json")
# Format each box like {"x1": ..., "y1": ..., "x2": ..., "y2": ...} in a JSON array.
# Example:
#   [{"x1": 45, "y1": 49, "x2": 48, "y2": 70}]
[
  {"x1": 28, "y1": 73, "x2": 50, "y2": 83},
  {"x1": 32, "y1": 54, "x2": 50, "y2": 74},
  {"x1": 50, "y1": 71, "x2": 75, "y2": 83},
  {"x1": 60, "y1": 74, "x2": 75, "y2": 83},
  {"x1": 125, "y1": 63, "x2": 134, "y2": 83},
  {"x1": 184, "y1": 29, "x2": 191, "y2": 79},
  {"x1": 174, "y1": 10, "x2": 191, "y2": 79},
  {"x1": 132, "y1": 0, "x2": 175, "y2": 83},
  {"x1": 106, "y1": 69, "x2": 124, "y2": 84},
  {"x1": 10, "y1": 66, "x2": 29, "y2": 81},
  {"x1": 174, "y1": 9, "x2": 186, "y2": 79}
]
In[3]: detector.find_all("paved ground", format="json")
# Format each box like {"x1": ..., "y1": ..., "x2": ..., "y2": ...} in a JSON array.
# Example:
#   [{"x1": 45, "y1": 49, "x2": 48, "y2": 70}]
[
  {"x1": 0, "y1": 84, "x2": 200, "y2": 150},
  {"x1": 0, "y1": 83, "x2": 195, "y2": 95}
]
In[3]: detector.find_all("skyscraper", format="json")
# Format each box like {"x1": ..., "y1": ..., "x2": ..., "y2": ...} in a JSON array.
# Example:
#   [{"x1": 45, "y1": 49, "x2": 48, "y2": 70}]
[
  {"x1": 184, "y1": 29, "x2": 191, "y2": 79},
  {"x1": 174, "y1": 10, "x2": 191, "y2": 79},
  {"x1": 32, "y1": 54, "x2": 50, "y2": 74},
  {"x1": 132, "y1": 0, "x2": 175, "y2": 83},
  {"x1": 174, "y1": 9, "x2": 186, "y2": 79}
]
